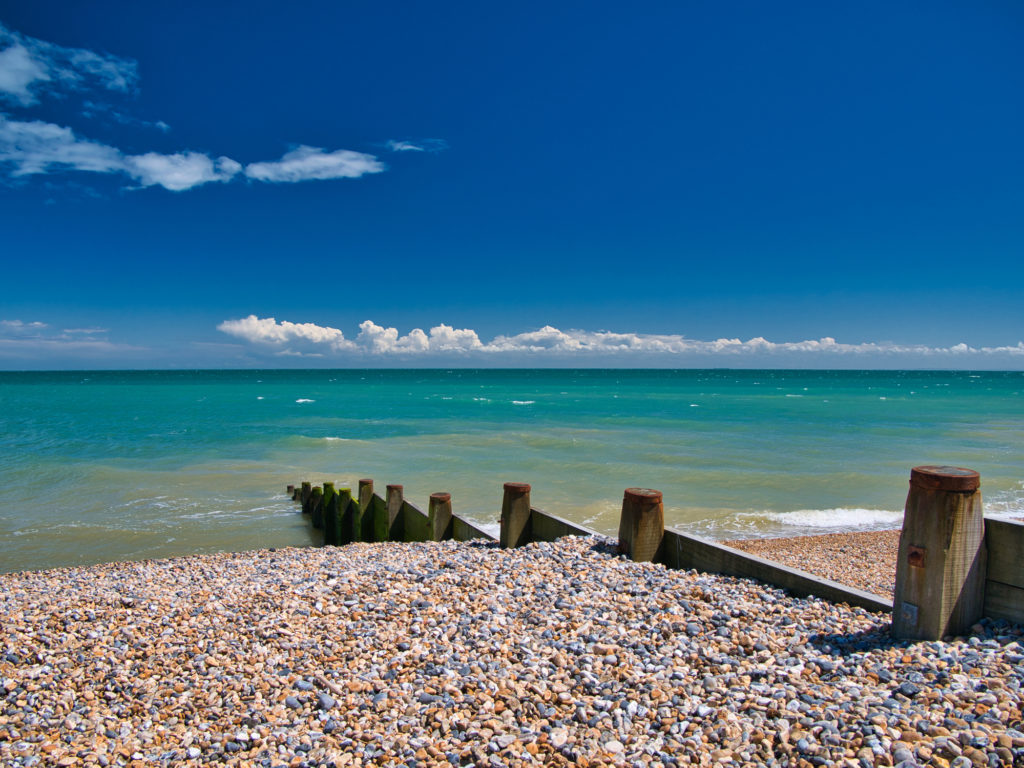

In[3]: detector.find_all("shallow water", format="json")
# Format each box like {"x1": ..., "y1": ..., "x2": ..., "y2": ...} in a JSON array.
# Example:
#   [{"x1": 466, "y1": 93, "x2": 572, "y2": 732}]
[{"x1": 1, "y1": 369, "x2": 1022, "y2": 573}]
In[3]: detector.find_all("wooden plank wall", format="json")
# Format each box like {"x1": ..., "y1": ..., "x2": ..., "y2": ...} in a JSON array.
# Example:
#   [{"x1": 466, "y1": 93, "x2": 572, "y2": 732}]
[
  {"x1": 289, "y1": 480, "x2": 1024, "y2": 622},
  {"x1": 660, "y1": 528, "x2": 894, "y2": 614},
  {"x1": 983, "y1": 518, "x2": 1024, "y2": 625}
]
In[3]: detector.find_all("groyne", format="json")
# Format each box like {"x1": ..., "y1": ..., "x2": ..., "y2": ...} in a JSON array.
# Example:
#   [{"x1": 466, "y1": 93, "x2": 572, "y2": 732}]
[{"x1": 287, "y1": 466, "x2": 1024, "y2": 634}]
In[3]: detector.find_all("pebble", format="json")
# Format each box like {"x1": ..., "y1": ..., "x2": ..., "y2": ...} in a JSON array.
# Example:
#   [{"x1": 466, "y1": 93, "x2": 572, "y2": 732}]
[{"x1": 1, "y1": 535, "x2": 1022, "y2": 767}]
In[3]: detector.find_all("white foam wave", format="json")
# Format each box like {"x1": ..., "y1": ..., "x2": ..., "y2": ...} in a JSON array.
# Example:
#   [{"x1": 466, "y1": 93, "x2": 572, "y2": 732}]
[
  {"x1": 512, "y1": 400, "x2": 535, "y2": 405},
  {"x1": 323, "y1": 437, "x2": 350, "y2": 442},
  {"x1": 751, "y1": 507, "x2": 903, "y2": 529},
  {"x1": 296, "y1": 398, "x2": 315, "y2": 403}
]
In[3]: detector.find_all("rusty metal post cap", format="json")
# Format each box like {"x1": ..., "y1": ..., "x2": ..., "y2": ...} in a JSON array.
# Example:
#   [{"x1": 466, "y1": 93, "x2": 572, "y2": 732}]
[
  {"x1": 503, "y1": 482, "x2": 531, "y2": 493},
  {"x1": 430, "y1": 492, "x2": 451, "y2": 503},
  {"x1": 910, "y1": 466, "x2": 980, "y2": 492},
  {"x1": 625, "y1": 488, "x2": 663, "y2": 504}
]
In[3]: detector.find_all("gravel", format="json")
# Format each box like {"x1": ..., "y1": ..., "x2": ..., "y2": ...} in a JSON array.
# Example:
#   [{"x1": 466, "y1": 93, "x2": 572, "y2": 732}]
[{"x1": 1, "y1": 535, "x2": 1022, "y2": 767}]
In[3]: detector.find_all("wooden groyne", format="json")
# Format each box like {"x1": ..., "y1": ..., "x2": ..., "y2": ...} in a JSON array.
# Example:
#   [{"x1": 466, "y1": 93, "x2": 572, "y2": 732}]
[{"x1": 287, "y1": 465, "x2": 1024, "y2": 636}]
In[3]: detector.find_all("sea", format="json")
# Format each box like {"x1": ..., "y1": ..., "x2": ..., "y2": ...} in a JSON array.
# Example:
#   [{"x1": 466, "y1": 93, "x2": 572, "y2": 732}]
[{"x1": 1, "y1": 369, "x2": 1022, "y2": 575}]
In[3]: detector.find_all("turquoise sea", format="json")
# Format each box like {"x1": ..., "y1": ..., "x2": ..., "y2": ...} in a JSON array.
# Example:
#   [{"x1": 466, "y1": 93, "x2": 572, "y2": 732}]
[{"x1": 1, "y1": 369, "x2": 1022, "y2": 574}]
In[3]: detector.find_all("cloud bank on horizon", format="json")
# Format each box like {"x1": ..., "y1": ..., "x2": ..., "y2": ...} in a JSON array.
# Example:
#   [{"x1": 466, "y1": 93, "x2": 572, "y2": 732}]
[
  {"x1": 0, "y1": 22, "x2": 441, "y2": 191},
  {"x1": 217, "y1": 315, "x2": 1024, "y2": 362}
]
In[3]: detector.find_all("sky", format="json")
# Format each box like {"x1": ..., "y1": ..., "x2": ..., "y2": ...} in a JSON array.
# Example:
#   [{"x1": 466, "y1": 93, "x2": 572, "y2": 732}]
[{"x1": 0, "y1": 0, "x2": 1022, "y2": 369}]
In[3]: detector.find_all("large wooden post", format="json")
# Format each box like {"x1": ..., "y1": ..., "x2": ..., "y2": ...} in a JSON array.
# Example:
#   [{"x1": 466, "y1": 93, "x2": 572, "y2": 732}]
[
  {"x1": 322, "y1": 482, "x2": 338, "y2": 545},
  {"x1": 300, "y1": 481, "x2": 312, "y2": 511},
  {"x1": 358, "y1": 479, "x2": 375, "y2": 542},
  {"x1": 382, "y1": 484, "x2": 404, "y2": 542},
  {"x1": 429, "y1": 492, "x2": 454, "y2": 541},
  {"x1": 618, "y1": 488, "x2": 664, "y2": 562},
  {"x1": 893, "y1": 466, "x2": 986, "y2": 640},
  {"x1": 309, "y1": 486, "x2": 324, "y2": 530},
  {"x1": 500, "y1": 482, "x2": 532, "y2": 548},
  {"x1": 336, "y1": 487, "x2": 354, "y2": 544}
]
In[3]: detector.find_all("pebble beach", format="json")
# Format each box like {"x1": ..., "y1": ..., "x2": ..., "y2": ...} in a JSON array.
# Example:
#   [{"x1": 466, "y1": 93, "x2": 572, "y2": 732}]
[{"x1": 2, "y1": 536, "x2": 1022, "y2": 768}]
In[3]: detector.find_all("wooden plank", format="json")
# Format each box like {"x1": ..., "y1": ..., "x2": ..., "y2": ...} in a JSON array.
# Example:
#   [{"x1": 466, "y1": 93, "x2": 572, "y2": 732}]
[
  {"x1": 660, "y1": 528, "x2": 892, "y2": 613},
  {"x1": 984, "y1": 519, "x2": 1024, "y2": 588},
  {"x1": 370, "y1": 494, "x2": 389, "y2": 540},
  {"x1": 983, "y1": 580, "x2": 1024, "y2": 626},
  {"x1": 529, "y1": 507, "x2": 600, "y2": 541},
  {"x1": 401, "y1": 500, "x2": 431, "y2": 542},
  {"x1": 451, "y1": 514, "x2": 496, "y2": 542}
]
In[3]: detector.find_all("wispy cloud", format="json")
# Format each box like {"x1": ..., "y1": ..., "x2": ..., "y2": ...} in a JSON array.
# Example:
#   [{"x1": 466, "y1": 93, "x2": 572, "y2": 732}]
[
  {"x1": 244, "y1": 146, "x2": 384, "y2": 183},
  {"x1": 0, "y1": 23, "x2": 428, "y2": 192},
  {"x1": 0, "y1": 115, "x2": 241, "y2": 191},
  {"x1": 81, "y1": 100, "x2": 170, "y2": 132},
  {"x1": 0, "y1": 318, "x2": 142, "y2": 363},
  {"x1": 0, "y1": 115, "x2": 395, "y2": 191},
  {"x1": 386, "y1": 138, "x2": 449, "y2": 153},
  {"x1": 0, "y1": 22, "x2": 137, "y2": 106},
  {"x1": 0, "y1": 319, "x2": 48, "y2": 332},
  {"x1": 217, "y1": 315, "x2": 1024, "y2": 364}
]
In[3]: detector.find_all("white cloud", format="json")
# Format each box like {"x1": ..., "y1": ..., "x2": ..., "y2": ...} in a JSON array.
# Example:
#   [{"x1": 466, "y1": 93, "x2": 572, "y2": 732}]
[
  {"x1": 355, "y1": 320, "x2": 483, "y2": 353},
  {"x1": 125, "y1": 152, "x2": 240, "y2": 191},
  {"x1": 62, "y1": 327, "x2": 108, "y2": 334},
  {"x1": 0, "y1": 116, "x2": 123, "y2": 175},
  {"x1": 0, "y1": 319, "x2": 48, "y2": 332},
  {"x1": 0, "y1": 41, "x2": 48, "y2": 105},
  {"x1": 244, "y1": 146, "x2": 385, "y2": 183},
  {"x1": 217, "y1": 316, "x2": 1024, "y2": 365},
  {"x1": 0, "y1": 22, "x2": 137, "y2": 105},
  {"x1": 386, "y1": 138, "x2": 448, "y2": 153},
  {"x1": 0, "y1": 114, "x2": 240, "y2": 191},
  {"x1": 0, "y1": 24, "x2": 395, "y2": 193},
  {"x1": 0, "y1": 318, "x2": 143, "y2": 364},
  {"x1": 216, "y1": 315, "x2": 356, "y2": 351},
  {"x1": 0, "y1": 114, "x2": 390, "y2": 191}
]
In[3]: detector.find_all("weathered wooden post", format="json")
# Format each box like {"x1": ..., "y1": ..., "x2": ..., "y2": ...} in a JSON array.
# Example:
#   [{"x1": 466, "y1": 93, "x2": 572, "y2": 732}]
[
  {"x1": 358, "y1": 479, "x2": 375, "y2": 541},
  {"x1": 382, "y1": 484, "x2": 404, "y2": 542},
  {"x1": 336, "y1": 487, "x2": 354, "y2": 544},
  {"x1": 322, "y1": 482, "x2": 338, "y2": 545},
  {"x1": 429, "y1": 492, "x2": 454, "y2": 541},
  {"x1": 300, "y1": 481, "x2": 312, "y2": 511},
  {"x1": 287, "y1": 484, "x2": 295, "y2": 497},
  {"x1": 618, "y1": 488, "x2": 664, "y2": 562},
  {"x1": 309, "y1": 486, "x2": 324, "y2": 530},
  {"x1": 500, "y1": 482, "x2": 532, "y2": 548},
  {"x1": 893, "y1": 466, "x2": 986, "y2": 640}
]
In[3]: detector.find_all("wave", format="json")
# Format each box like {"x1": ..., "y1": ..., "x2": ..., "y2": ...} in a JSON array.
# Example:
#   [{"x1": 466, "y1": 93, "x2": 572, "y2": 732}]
[
  {"x1": 744, "y1": 507, "x2": 904, "y2": 530},
  {"x1": 295, "y1": 398, "x2": 315, "y2": 403},
  {"x1": 512, "y1": 400, "x2": 535, "y2": 405}
]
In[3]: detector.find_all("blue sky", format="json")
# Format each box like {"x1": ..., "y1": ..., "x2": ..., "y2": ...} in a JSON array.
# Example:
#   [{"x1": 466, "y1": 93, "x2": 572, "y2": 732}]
[{"x1": 1, "y1": 0, "x2": 1022, "y2": 369}]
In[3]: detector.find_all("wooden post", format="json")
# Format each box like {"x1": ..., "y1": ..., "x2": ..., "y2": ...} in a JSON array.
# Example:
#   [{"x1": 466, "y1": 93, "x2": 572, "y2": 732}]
[
  {"x1": 893, "y1": 466, "x2": 986, "y2": 640},
  {"x1": 618, "y1": 488, "x2": 665, "y2": 562},
  {"x1": 382, "y1": 484, "x2": 404, "y2": 542},
  {"x1": 429, "y1": 492, "x2": 454, "y2": 541},
  {"x1": 358, "y1": 479, "x2": 375, "y2": 541},
  {"x1": 300, "y1": 481, "x2": 312, "y2": 512},
  {"x1": 286, "y1": 484, "x2": 295, "y2": 496},
  {"x1": 500, "y1": 482, "x2": 532, "y2": 548},
  {"x1": 322, "y1": 482, "x2": 338, "y2": 545},
  {"x1": 309, "y1": 486, "x2": 324, "y2": 530},
  {"x1": 336, "y1": 487, "x2": 354, "y2": 544}
]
